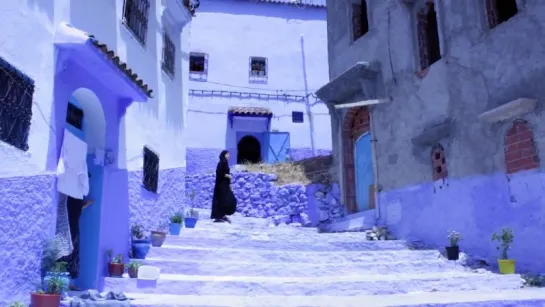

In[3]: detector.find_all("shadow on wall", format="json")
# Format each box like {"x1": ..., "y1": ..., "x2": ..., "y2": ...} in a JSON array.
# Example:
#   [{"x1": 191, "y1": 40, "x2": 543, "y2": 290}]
[{"x1": 196, "y1": 0, "x2": 325, "y2": 20}]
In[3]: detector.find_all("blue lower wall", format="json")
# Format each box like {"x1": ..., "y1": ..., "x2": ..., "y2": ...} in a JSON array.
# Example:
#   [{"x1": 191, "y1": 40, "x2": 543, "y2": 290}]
[
  {"x1": 379, "y1": 170, "x2": 545, "y2": 273},
  {"x1": 186, "y1": 147, "x2": 332, "y2": 175},
  {"x1": 0, "y1": 167, "x2": 187, "y2": 304},
  {"x1": 0, "y1": 174, "x2": 57, "y2": 306}
]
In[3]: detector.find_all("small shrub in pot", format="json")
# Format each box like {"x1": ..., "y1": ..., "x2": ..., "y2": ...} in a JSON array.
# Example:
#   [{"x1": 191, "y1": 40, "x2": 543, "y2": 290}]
[
  {"x1": 126, "y1": 260, "x2": 142, "y2": 278},
  {"x1": 131, "y1": 224, "x2": 151, "y2": 259},
  {"x1": 445, "y1": 231, "x2": 461, "y2": 261},
  {"x1": 31, "y1": 276, "x2": 66, "y2": 307},
  {"x1": 106, "y1": 249, "x2": 125, "y2": 277},
  {"x1": 151, "y1": 222, "x2": 169, "y2": 247},
  {"x1": 492, "y1": 227, "x2": 515, "y2": 274},
  {"x1": 169, "y1": 211, "x2": 184, "y2": 235}
]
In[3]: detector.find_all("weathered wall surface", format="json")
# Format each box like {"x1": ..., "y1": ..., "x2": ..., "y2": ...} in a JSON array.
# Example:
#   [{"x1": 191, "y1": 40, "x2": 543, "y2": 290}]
[
  {"x1": 185, "y1": 0, "x2": 332, "y2": 174},
  {"x1": 186, "y1": 172, "x2": 311, "y2": 226},
  {"x1": 325, "y1": 0, "x2": 545, "y2": 271}
]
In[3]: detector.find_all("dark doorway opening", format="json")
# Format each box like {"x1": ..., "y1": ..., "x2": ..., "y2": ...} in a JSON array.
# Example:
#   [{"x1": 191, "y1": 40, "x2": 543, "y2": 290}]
[{"x1": 237, "y1": 135, "x2": 262, "y2": 164}]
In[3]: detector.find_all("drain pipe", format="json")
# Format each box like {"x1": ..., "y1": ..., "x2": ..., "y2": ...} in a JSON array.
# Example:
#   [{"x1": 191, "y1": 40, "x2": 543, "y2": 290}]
[{"x1": 369, "y1": 108, "x2": 382, "y2": 222}]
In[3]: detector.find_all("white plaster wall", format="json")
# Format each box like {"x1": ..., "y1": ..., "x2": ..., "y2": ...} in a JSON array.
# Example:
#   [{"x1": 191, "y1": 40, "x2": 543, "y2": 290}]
[
  {"x1": 186, "y1": 0, "x2": 331, "y2": 151},
  {"x1": 0, "y1": 0, "x2": 189, "y2": 178}
]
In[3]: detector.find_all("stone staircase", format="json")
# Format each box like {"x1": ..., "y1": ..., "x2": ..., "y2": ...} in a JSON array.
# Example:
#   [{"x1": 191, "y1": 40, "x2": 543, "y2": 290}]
[{"x1": 103, "y1": 214, "x2": 545, "y2": 306}]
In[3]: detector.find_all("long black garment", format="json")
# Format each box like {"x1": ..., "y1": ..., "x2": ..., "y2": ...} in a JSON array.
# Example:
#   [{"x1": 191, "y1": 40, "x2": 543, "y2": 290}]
[
  {"x1": 58, "y1": 196, "x2": 84, "y2": 279},
  {"x1": 211, "y1": 152, "x2": 237, "y2": 219}
]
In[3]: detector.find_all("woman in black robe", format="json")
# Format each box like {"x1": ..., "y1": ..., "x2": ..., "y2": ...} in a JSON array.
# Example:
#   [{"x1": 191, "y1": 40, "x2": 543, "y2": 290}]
[{"x1": 211, "y1": 150, "x2": 237, "y2": 223}]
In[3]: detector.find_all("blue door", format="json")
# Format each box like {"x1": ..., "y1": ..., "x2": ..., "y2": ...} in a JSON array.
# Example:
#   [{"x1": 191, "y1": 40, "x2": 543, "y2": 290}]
[
  {"x1": 354, "y1": 133, "x2": 373, "y2": 212},
  {"x1": 264, "y1": 132, "x2": 290, "y2": 163}
]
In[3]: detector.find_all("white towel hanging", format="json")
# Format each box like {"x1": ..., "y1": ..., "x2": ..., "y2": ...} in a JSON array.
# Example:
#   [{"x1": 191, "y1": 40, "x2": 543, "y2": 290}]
[{"x1": 56, "y1": 129, "x2": 89, "y2": 199}]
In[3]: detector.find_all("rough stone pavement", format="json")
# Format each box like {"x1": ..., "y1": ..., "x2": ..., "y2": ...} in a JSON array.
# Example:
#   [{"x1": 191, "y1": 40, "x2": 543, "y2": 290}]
[{"x1": 102, "y1": 211, "x2": 545, "y2": 306}]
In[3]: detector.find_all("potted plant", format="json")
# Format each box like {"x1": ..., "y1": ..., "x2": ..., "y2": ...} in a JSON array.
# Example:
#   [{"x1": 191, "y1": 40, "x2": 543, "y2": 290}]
[
  {"x1": 131, "y1": 224, "x2": 151, "y2": 259},
  {"x1": 126, "y1": 260, "x2": 142, "y2": 278},
  {"x1": 169, "y1": 211, "x2": 184, "y2": 235},
  {"x1": 41, "y1": 239, "x2": 70, "y2": 296},
  {"x1": 445, "y1": 231, "x2": 461, "y2": 260},
  {"x1": 43, "y1": 261, "x2": 70, "y2": 297},
  {"x1": 492, "y1": 227, "x2": 515, "y2": 274},
  {"x1": 151, "y1": 222, "x2": 169, "y2": 247},
  {"x1": 185, "y1": 190, "x2": 199, "y2": 228},
  {"x1": 106, "y1": 250, "x2": 125, "y2": 277},
  {"x1": 31, "y1": 276, "x2": 66, "y2": 307}
]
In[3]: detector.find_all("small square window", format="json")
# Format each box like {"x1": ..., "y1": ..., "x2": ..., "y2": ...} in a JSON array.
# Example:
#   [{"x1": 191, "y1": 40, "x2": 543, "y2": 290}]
[
  {"x1": 292, "y1": 111, "x2": 304, "y2": 123},
  {"x1": 189, "y1": 53, "x2": 206, "y2": 73},
  {"x1": 250, "y1": 57, "x2": 267, "y2": 77},
  {"x1": 66, "y1": 103, "x2": 84, "y2": 130},
  {"x1": 143, "y1": 146, "x2": 159, "y2": 193}
]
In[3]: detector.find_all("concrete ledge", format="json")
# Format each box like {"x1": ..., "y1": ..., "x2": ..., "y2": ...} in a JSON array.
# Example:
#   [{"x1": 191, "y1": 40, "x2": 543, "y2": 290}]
[{"x1": 479, "y1": 98, "x2": 537, "y2": 123}]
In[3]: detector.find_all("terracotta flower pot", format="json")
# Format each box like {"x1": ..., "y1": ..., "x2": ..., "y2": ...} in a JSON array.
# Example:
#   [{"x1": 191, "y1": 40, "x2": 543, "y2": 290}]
[
  {"x1": 151, "y1": 231, "x2": 167, "y2": 247},
  {"x1": 108, "y1": 263, "x2": 125, "y2": 277},
  {"x1": 31, "y1": 292, "x2": 61, "y2": 307},
  {"x1": 128, "y1": 267, "x2": 139, "y2": 278}
]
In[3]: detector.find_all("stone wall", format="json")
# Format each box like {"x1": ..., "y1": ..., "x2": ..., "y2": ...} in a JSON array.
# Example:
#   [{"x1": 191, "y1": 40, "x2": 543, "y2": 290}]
[{"x1": 185, "y1": 171, "x2": 311, "y2": 226}]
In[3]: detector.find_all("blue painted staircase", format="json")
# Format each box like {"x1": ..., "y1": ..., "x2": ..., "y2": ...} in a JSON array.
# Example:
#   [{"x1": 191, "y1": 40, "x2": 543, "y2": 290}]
[{"x1": 103, "y1": 213, "x2": 545, "y2": 306}]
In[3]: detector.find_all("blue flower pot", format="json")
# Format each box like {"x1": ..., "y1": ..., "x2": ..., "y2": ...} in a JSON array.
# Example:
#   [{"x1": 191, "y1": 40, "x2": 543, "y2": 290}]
[
  {"x1": 169, "y1": 223, "x2": 182, "y2": 235},
  {"x1": 184, "y1": 217, "x2": 198, "y2": 228},
  {"x1": 43, "y1": 271, "x2": 70, "y2": 297},
  {"x1": 131, "y1": 239, "x2": 151, "y2": 259}
]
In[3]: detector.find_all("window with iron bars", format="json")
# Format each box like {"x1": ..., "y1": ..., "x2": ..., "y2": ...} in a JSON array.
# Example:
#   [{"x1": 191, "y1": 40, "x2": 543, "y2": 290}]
[
  {"x1": 250, "y1": 57, "x2": 267, "y2": 77},
  {"x1": 123, "y1": 0, "x2": 150, "y2": 46},
  {"x1": 292, "y1": 111, "x2": 304, "y2": 123},
  {"x1": 143, "y1": 146, "x2": 159, "y2": 193},
  {"x1": 162, "y1": 32, "x2": 176, "y2": 77},
  {"x1": 0, "y1": 56, "x2": 34, "y2": 151}
]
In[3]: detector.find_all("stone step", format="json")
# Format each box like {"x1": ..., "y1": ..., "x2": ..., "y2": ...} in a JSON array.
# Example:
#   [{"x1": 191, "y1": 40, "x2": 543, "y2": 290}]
[
  {"x1": 102, "y1": 272, "x2": 523, "y2": 296},
  {"x1": 158, "y1": 235, "x2": 407, "y2": 252},
  {"x1": 145, "y1": 245, "x2": 442, "y2": 263},
  {"x1": 142, "y1": 257, "x2": 468, "y2": 276},
  {"x1": 121, "y1": 288, "x2": 545, "y2": 306}
]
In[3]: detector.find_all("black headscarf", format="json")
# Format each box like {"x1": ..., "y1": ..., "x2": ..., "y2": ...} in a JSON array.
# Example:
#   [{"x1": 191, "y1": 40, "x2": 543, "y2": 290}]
[{"x1": 219, "y1": 150, "x2": 229, "y2": 162}]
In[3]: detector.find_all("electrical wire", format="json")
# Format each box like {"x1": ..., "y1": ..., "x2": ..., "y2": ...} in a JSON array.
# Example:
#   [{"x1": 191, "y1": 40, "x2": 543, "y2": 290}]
[{"x1": 202, "y1": 80, "x2": 318, "y2": 93}]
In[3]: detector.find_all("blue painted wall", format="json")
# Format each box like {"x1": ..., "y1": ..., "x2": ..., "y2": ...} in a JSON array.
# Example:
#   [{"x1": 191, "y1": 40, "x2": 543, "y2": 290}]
[{"x1": 185, "y1": 0, "x2": 332, "y2": 174}]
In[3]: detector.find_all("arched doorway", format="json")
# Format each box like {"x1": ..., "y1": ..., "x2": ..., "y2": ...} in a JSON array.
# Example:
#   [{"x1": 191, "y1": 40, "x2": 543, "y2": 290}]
[
  {"x1": 342, "y1": 107, "x2": 373, "y2": 214},
  {"x1": 237, "y1": 135, "x2": 262, "y2": 164},
  {"x1": 59, "y1": 87, "x2": 106, "y2": 290}
]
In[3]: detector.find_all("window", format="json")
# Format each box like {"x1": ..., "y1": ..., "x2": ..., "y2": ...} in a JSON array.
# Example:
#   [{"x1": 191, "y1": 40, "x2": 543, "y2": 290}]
[
  {"x1": 486, "y1": 0, "x2": 518, "y2": 29},
  {"x1": 66, "y1": 103, "x2": 84, "y2": 130},
  {"x1": 352, "y1": 0, "x2": 369, "y2": 41},
  {"x1": 431, "y1": 143, "x2": 447, "y2": 181},
  {"x1": 0, "y1": 56, "x2": 34, "y2": 151},
  {"x1": 162, "y1": 32, "x2": 175, "y2": 77},
  {"x1": 250, "y1": 57, "x2": 267, "y2": 77},
  {"x1": 143, "y1": 146, "x2": 159, "y2": 193},
  {"x1": 123, "y1": 0, "x2": 150, "y2": 46},
  {"x1": 416, "y1": 1, "x2": 441, "y2": 71},
  {"x1": 189, "y1": 53, "x2": 206, "y2": 73},
  {"x1": 292, "y1": 111, "x2": 304, "y2": 123}
]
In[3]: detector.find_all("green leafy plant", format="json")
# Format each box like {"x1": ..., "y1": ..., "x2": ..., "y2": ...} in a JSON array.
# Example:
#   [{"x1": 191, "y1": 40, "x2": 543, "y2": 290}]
[
  {"x1": 9, "y1": 302, "x2": 25, "y2": 307},
  {"x1": 491, "y1": 227, "x2": 514, "y2": 260},
  {"x1": 448, "y1": 231, "x2": 462, "y2": 247},
  {"x1": 186, "y1": 208, "x2": 199, "y2": 219},
  {"x1": 170, "y1": 211, "x2": 184, "y2": 224},
  {"x1": 105, "y1": 250, "x2": 124, "y2": 264},
  {"x1": 125, "y1": 260, "x2": 142, "y2": 270},
  {"x1": 131, "y1": 224, "x2": 146, "y2": 239},
  {"x1": 34, "y1": 275, "x2": 66, "y2": 295},
  {"x1": 50, "y1": 261, "x2": 68, "y2": 273}
]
